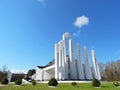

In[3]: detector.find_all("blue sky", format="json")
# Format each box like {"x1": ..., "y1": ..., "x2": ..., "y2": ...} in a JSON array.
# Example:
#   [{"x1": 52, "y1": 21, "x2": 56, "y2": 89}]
[{"x1": 0, "y1": 0, "x2": 120, "y2": 73}]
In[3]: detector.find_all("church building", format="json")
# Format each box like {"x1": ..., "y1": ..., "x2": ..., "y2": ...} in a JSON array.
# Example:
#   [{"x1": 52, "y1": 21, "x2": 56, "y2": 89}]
[{"x1": 32, "y1": 32, "x2": 101, "y2": 81}]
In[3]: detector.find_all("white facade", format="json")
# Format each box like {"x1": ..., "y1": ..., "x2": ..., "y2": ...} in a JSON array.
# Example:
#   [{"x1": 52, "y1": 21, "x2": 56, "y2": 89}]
[{"x1": 33, "y1": 32, "x2": 101, "y2": 81}]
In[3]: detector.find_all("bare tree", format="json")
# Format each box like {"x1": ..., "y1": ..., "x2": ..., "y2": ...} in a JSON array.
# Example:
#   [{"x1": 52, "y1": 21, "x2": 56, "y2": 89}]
[
  {"x1": 103, "y1": 60, "x2": 120, "y2": 81},
  {"x1": 2, "y1": 64, "x2": 8, "y2": 72}
]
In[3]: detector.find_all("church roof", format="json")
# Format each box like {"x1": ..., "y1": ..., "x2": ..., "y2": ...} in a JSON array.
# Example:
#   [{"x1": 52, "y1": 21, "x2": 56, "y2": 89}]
[{"x1": 37, "y1": 60, "x2": 55, "y2": 69}]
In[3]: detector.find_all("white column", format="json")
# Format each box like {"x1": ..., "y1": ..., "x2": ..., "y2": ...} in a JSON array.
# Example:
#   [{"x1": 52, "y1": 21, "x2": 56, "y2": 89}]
[
  {"x1": 69, "y1": 39, "x2": 77, "y2": 79},
  {"x1": 55, "y1": 43, "x2": 59, "y2": 80},
  {"x1": 91, "y1": 50, "x2": 101, "y2": 80},
  {"x1": 58, "y1": 41, "x2": 62, "y2": 80},
  {"x1": 62, "y1": 33, "x2": 69, "y2": 79},
  {"x1": 83, "y1": 46, "x2": 92, "y2": 80},
  {"x1": 61, "y1": 40, "x2": 65, "y2": 80},
  {"x1": 76, "y1": 44, "x2": 85, "y2": 79},
  {"x1": 62, "y1": 34, "x2": 65, "y2": 40},
  {"x1": 96, "y1": 63, "x2": 101, "y2": 80},
  {"x1": 63, "y1": 39, "x2": 68, "y2": 79},
  {"x1": 91, "y1": 50, "x2": 97, "y2": 79}
]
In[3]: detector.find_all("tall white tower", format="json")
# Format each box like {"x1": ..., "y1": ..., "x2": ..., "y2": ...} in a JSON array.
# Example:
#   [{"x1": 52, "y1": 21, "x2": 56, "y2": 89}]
[
  {"x1": 91, "y1": 50, "x2": 101, "y2": 80},
  {"x1": 83, "y1": 46, "x2": 92, "y2": 80},
  {"x1": 76, "y1": 44, "x2": 85, "y2": 79}
]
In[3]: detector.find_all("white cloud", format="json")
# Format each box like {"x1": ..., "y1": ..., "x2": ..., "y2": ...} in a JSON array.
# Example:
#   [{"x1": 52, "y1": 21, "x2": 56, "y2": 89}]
[
  {"x1": 73, "y1": 30, "x2": 81, "y2": 37},
  {"x1": 73, "y1": 15, "x2": 89, "y2": 37},
  {"x1": 11, "y1": 69, "x2": 27, "y2": 74},
  {"x1": 73, "y1": 15, "x2": 89, "y2": 28}
]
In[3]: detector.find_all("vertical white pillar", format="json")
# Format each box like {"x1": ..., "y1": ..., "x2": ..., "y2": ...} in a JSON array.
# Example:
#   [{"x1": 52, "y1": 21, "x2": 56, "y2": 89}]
[
  {"x1": 55, "y1": 43, "x2": 59, "y2": 80},
  {"x1": 63, "y1": 39, "x2": 68, "y2": 79},
  {"x1": 61, "y1": 40, "x2": 65, "y2": 80},
  {"x1": 69, "y1": 39, "x2": 77, "y2": 79},
  {"x1": 76, "y1": 44, "x2": 85, "y2": 79},
  {"x1": 96, "y1": 63, "x2": 101, "y2": 80},
  {"x1": 58, "y1": 41, "x2": 62, "y2": 80},
  {"x1": 62, "y1": 34, "x2": 65, "y2": 40},
  {"x1": 63, "y1": 33, "x2": 69, "y2": 79},
  {"x1": 91, "y1": 50, "x2": 101, "y2": 80},
  {"x1": 83, "y1": 46, "x2": 92, "y2": 80},
  {"x1": 91, "y1": 50, "x2": 97, "y2": 79}
]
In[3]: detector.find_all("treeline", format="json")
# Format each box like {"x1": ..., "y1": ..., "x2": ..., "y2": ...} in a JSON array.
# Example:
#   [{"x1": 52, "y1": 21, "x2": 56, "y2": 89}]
[
  {"x1": 100, "y1": 60, "x2": 120, "y2": 81},
  {"x1": 1, "y1": 60, "x2": 120, "y2": 82},
  {"x1": 11, "y1": 73, "x2": 25, "y2": 82},
  {"x1": 0, "y1": 65, "x2": 25, "y2": 82},
  {"x1": 0, "y1": 71, "x2": 7, "y2": 81},
  {"x1": 0, "y1": 72, "x2": 25, "y2": 82},
  {"x1": 0, "y1": 67, "x2": 35, "y2": 82}
]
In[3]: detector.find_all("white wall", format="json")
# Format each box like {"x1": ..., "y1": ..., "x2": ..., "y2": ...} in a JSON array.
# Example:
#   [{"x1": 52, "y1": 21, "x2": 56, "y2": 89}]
[{"x1": 35, "y1": 67, "x2": 43, "y2": 81}]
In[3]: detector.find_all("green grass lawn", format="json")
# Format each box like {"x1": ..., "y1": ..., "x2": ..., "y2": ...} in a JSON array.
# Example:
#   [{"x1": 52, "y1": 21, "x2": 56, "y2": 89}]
[{"x1": 0, "y1": 82, "x2": 119, "y2": 90}]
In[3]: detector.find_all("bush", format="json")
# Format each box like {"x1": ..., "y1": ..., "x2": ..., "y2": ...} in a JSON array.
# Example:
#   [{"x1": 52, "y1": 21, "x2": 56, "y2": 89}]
[
  {"x1": 71, "y1": 82, "x2": 77, "y2": 86},
  {"x1": 32, "y1": 80, "x2": 37, "y2": 86},
  {"x1": 15, "y1": 80, "x2": 22, "y2": 85},
  {"x1": 48, "y1": 78, "x2": 58, "y2": 86},
  {"x1": 1, "y1": 78, "x2": 9, "y2": 85},
  {"x1": 92, "y1": 78, "x2": 100, "y2": 87},
  {"x1": 113, "y1": 81, "x2": 119, "y2": 87}
]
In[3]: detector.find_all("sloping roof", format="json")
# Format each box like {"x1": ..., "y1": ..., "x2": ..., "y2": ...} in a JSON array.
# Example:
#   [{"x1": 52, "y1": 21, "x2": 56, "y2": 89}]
[{"x1": 37, "y1": 60, "x2": 55, "y2": 69}]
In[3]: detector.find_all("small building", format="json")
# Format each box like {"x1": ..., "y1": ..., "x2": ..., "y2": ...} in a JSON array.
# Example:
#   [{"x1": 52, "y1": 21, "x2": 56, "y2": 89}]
[{"x1": 34, "y1": 60, "x2": 55, "y2": 81}]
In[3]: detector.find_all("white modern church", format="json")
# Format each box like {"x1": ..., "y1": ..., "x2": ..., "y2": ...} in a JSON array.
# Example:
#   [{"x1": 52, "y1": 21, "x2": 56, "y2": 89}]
[{"x1": 32, "y1": 32, "x2": 101, "y2": 81}]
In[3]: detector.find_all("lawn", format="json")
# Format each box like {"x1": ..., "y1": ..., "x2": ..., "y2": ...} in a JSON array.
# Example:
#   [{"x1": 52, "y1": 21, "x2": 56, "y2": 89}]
[{"x1": 0, "y1": 82, "x2": 119, "y2": 90}]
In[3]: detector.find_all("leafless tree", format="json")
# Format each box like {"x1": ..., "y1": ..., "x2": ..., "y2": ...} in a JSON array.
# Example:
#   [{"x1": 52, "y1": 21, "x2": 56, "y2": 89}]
[{"x1": 102, "y1": 60, "x2": 120, "y2": 81}]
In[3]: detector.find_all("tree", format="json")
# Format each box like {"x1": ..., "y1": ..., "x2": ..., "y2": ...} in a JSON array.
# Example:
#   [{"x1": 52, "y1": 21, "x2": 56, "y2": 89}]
[
  {"x1": 98, "y1": 63, "x2": 106, "y2": 80},
  {"x1": 48, "y1": 78, "x2": 58, "y2": 86},
  {"x1": 11, "y1": 73, "x2": 25, "y2": 82},
  {"x1": 0, "y1": 71, "x2": 7, "y2": 81},
  {"x1": 2, "y1": 65, "x2": 8, "y2": 72},
  {"x1": 32, "y1": 80, "x2": 37, "y2": 86},
  {"x1": 0, "y1": 65, "x2": 8, "y2": 81},
  {"x1": 25, "y1": 69, "x2": 35, "y2": 81},
  {"x1": 26, "y1": 69, "x2": 35, "y2": 76},
  {"x1": 102, "y1": 60, "x2": 120, "y2": 81},
  {"x1": 92, "y1": 78, "x2": 100, "y2": 87}
]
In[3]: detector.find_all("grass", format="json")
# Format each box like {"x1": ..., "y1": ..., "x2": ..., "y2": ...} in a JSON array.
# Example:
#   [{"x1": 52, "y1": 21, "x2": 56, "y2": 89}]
[{"x1": 0, "y1": 82, "x2": 119, "y2": 90}]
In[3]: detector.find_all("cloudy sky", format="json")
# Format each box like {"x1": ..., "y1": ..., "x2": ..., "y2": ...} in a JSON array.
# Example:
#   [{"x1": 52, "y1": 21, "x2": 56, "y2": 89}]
[{"x1": 0, "y1": 0, "x2": 120, "y2": 73}]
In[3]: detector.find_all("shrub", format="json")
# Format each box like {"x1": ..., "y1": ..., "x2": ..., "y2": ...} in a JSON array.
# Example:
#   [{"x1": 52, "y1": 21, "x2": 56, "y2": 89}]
[
  {"x1": 32, "y1": 80, "x2": 37, "y2": 86},
  {"x1": 113, "y1": 81, "x2": 119, "y2": 87},
  {"x1": 48, "y1": 78, "x2": 58, "y2": 86},
  {"x1": 15, "y1": 80, "x2": 22, "y2": 85},
  {"x1": 92, "y1": 78, "x2": 100, "y2": 87},
  {"x1": 1, "y1": 78, "x2": 9, "y2": 85},
  {"x1": 71, "y1": 82, "x2": 77, "y2": 86}
]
